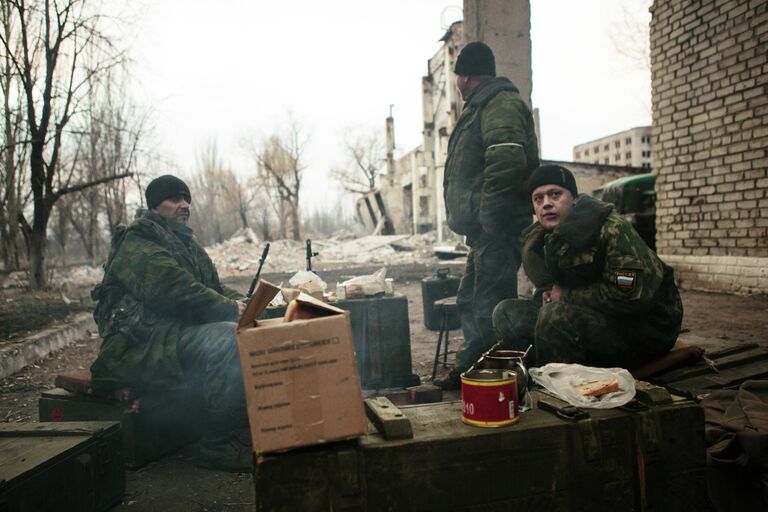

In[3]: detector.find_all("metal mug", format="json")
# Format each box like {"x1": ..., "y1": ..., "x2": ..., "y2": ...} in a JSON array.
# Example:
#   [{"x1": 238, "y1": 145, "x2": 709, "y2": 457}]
[{"x1": 479, "y1": 349, "x2": 528, "y2": 398}]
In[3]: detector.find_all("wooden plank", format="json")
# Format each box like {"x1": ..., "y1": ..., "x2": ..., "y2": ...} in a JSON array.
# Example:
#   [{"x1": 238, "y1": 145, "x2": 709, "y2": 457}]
[
  {"x1": 664, "y1": 360, "x2": 768, "y2": 396},
  {"x1": 711, "y1": 348, "x2": 768, "y2": 371},
  {"x1": 706, "y1": 343, "x2": 760, "y2": 359},
  {"x1": 654, "y1": 347, "x2": 768, "y2": 384},
  {"x1": 364, "y1": 397, "x2": 413, "y2": 440}
]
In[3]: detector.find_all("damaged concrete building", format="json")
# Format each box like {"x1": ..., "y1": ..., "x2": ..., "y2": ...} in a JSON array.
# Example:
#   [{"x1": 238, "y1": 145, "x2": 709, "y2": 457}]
[{"x1": 365, "y1": 2, "x2": 641, "y2": 241}]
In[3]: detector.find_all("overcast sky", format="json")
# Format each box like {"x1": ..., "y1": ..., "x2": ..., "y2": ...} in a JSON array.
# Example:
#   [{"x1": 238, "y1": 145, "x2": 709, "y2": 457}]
[{"x1": 129, "y1": 0, "x2": 652, "y2": 209}]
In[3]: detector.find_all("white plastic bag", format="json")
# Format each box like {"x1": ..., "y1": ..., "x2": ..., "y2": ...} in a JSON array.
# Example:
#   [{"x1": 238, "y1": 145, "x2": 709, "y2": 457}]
[
  {"x1": 288, "y1": 270, "x2": 327, "y2": 298},
  {"x1": 338, "y1": 268, "x2": 387, "y2": 299},
  {"x1": 529, "y1": 363, "x2": 636, "y2": 409}
]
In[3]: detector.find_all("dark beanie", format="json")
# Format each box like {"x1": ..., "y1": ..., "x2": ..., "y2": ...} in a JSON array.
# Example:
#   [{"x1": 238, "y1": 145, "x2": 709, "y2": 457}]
[
  {"x1": 454, "y1": 41, "x2": 496, "y2": 76},
  {"x1": 527, "y1": 165, "x2": 578, "y2": 197},
  {"x1": 145, "y1": 175, "x2": 191, "y2": 209}
]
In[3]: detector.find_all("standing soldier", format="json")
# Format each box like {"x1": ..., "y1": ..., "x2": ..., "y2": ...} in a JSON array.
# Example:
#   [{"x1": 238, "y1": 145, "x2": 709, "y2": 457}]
[
  {"x1": 90, "y1": 175, "x2": 251, "y2": 471},
  {"x1": 438, "y1": 42, "x2": 539, "y2": 389},
  {"x1": 493, "y1": 164, "x2": 683, "y2": 368}
]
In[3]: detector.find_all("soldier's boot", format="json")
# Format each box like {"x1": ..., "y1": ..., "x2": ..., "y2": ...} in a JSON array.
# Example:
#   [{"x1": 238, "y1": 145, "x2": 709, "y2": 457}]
[
  {"x1": 434, "y1": 367, "x2": 464, "y2": 390},
  {"x1": 197, "y1": 413, "x2": 253, "y2": 473}
]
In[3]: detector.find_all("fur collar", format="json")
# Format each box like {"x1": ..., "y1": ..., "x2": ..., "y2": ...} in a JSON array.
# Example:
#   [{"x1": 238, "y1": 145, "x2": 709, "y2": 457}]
[{"x1": 553, "y1": 195, "x2": 613, "y2": 251}]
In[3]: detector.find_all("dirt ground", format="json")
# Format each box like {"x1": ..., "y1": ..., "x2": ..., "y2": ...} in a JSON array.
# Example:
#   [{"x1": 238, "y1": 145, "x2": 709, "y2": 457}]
[{"x1": 0, "y1": 262, "x2": 767, "y2": 510}]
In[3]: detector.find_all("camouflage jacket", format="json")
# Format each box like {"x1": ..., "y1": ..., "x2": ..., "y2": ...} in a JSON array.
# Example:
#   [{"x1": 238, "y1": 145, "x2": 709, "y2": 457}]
[
  {"x1": 90, "y1": 211, "x2": 241, "y2": 391},
  {"x1": 443, "y1": 77, "x2": 539, "y2": 239},
  {"x1": 522, "y1": 195, "x2": 682, "y2": 329}
]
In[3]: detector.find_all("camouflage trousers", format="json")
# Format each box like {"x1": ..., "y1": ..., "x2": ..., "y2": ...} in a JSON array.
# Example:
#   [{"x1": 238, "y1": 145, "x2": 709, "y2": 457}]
[
  {"x1": 455, "y1": 232, "x2": 523, "y2": 370},
  {"x1": 493, "y1": 299, "x2": 677, "y2": 369},
  {"x1": 177, "y1": 321, "x2": 248, "y2": 429}
]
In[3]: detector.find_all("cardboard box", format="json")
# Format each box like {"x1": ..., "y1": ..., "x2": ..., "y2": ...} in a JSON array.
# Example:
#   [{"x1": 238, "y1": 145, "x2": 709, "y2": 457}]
[{"x1": 236, "y1": 280, "x2": 367, "y2": 455}]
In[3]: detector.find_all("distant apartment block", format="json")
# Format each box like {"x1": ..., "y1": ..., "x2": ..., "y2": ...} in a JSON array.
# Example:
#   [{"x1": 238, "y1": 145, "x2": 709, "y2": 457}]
[{"x1": 572, "y1": 127, "x2": 653, "y2": 169}]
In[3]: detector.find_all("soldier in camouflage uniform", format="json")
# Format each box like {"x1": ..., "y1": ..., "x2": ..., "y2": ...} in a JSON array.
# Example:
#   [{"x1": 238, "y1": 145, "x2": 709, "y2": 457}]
[
  {"x1": 90, "y1": 175, "x2": 251, "y2": 471},
  {"x1": 437, "y1": 42, "x2": 539, "y2": 389},
  {"x1": 493, "y1": 165, "x2": 683, "y2": 368}
]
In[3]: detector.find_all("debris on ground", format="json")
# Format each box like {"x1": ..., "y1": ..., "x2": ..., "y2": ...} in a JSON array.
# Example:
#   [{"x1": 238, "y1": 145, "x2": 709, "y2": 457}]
[{"x1": 206, "y1": 231, "x2": 449, "y2": 278}]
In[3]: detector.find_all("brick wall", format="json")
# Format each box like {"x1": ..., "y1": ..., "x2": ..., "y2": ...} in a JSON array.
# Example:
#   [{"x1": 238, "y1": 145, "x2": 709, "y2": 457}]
[{"x1": 650, "y1": 0, "x2": 768, "y2": 294}]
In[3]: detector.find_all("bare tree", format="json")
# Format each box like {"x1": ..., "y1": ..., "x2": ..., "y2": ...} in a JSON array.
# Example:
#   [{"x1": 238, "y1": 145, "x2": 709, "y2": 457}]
[
  {"x1": 243, "y1": 117, "x2": 308, "y2": 241},
  {"x1": 0, "y1": 0, "x2": 130, "y2": 289},
  {"x1": 63, "y1": 68, "x2": 148, "y2": 262},
  {"x1": 331, "y1": 128, "x2": 385, "y2": 194},
  {"x1": 0, "y1": 1, "x2": 28, "y2": 270},
  {"x1": 609, "y1": 0, "x2": 652, "y2": 71},
  {"x1": 187, "y1": 141, "x2": 259, "y2": 247}
]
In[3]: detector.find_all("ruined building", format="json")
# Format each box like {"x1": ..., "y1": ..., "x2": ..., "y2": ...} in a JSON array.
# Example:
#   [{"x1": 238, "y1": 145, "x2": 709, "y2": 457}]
[{"x1": 370, "y1": 10, "x2": 639, "y2": 241}]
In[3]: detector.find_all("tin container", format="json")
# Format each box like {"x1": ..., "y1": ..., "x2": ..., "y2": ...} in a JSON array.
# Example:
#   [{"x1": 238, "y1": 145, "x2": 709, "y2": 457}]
[
  {"x1": 460, "y1": 368, "x2": 519, "y2": 427},
  {"x1": 480, "y1": 349, "x2": 528, "y2": 399}
]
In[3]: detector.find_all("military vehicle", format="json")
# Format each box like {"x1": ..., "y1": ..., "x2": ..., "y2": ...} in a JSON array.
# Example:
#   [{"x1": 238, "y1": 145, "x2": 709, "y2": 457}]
[{"x1": 593, "y1": 173, "x2": 656, "y2": 251}]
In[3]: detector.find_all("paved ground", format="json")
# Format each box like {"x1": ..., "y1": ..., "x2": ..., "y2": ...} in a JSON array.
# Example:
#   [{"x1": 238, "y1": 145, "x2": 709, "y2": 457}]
[{"x1": 1, "y1": 263, "x2": 767, "y2": 510}]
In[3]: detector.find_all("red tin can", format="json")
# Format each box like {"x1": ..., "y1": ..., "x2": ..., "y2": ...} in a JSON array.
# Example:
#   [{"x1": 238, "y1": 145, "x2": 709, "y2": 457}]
[{"x1": 461, "y1": 368, "x2": 519, "y2": 427}]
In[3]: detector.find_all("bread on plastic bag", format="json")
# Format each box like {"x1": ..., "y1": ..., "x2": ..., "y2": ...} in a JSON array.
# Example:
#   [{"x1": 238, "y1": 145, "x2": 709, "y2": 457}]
[
  {"x1": 288, "y1": 270, "x2": 326, "y2": 300},
  {"x1": 338, "y1": 268, "x2": 387, "y2": 299},
  {"x1": 529, "y1": 363, "x2": 636, "y2": 408}
]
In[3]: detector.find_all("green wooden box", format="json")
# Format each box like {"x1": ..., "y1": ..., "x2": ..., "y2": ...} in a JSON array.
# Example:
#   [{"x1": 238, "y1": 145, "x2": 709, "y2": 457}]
[
  {"x1": 0, "y1": 421, "x2": 125, "y2": 512},
  {"x1": 254, "y1": 392, "x2": 709, "y2": 511},
  {"x1": 38, "y1": 387, "x2": 201, "y2": 469},
  {"x1": 336, "y1": 295, "x2": 419, "y2": 390}
]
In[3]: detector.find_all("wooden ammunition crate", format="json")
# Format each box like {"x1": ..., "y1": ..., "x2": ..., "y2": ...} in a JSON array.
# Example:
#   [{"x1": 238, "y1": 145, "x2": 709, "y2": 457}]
[
  {"x1": 254, "y1": 391, "x2": 710, "y2": 511},
  {"x1": 0, "y1": 422, "x2": 125, "y2": 512},
  {"x1": 38, "y1": 387, "x2": 201, "y2": 469}
]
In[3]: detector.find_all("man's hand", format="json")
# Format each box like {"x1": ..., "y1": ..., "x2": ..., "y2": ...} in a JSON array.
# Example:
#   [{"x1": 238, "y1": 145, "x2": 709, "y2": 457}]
[
  {"x1": 550, "y1": 284, "x2": 562, "y2": 303},
  {"x1": 236, "y1": 299, "x2": 248, "y2": 318},
  {"x1": 542, "y1": 284, "x2": 562, "y2": 305}
]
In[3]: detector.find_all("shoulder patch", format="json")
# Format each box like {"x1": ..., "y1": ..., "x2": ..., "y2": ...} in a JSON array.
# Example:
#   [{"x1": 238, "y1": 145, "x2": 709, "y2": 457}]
[{"x1": 615, "y1": 271, "x2": 637, "y2": 291}]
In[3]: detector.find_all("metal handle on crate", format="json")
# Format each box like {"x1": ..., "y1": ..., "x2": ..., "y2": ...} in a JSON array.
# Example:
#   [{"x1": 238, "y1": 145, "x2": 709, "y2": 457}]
[{"x1": 436, "y1": 267, "x2": 450, "y2": 278}]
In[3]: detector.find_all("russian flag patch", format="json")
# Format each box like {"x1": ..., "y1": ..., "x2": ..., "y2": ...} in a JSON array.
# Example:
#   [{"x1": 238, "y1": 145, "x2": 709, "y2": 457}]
[{"x1": 615, "y1": 271, "x2": 636, "y2": 291}]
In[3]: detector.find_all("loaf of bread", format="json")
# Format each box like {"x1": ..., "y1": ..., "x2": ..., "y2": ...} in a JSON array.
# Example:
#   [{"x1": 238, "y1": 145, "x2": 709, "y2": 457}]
[
  {"x1": 283, "y1": 298, "x2": 332, "y2": 322},
  {"x1": 576, "y1": 378, "x2": 619, "y2": 397}
]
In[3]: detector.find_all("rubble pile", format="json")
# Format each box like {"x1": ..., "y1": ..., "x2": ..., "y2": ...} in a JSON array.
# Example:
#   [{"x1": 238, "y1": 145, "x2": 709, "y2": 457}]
[
  {"x1": 0, "y1": 230, "x2": 455, "y2": 289},
  {"x1": 207, "y1": 231, "x2": 445, "y2": 278}
]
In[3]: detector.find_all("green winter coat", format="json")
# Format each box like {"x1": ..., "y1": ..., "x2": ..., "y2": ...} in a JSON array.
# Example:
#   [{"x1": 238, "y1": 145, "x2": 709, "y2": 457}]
[
  {"x1": 522, "y1": 195, "x2": 683, "y2": 344},
  {"x1": 90, "y1": 211, "x2": 241, "y2": 393},
  {"x1": 443, "y1": 77, "x2": 539, "y2": 238}
]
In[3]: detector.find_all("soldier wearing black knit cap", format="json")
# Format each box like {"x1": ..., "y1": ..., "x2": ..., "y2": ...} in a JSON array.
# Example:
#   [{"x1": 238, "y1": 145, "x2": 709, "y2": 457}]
[
  {"x1": 90, "y1": 174, "x2": 252, "y2": 472},
  {"x1": 491, "y1": 164, "x2": 683, "y2": 370},
  {"x1": 437, "y1": 41, "x2": 540, "y2": 390}
]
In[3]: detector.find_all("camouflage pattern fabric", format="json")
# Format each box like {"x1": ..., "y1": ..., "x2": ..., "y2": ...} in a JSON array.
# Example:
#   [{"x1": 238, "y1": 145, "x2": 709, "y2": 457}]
[
  {"x1": 494, "y1": 195, "x2": 683, "y2": 368},
  {"x1": 443, "y1": 77, "x2": 539, "y2": 237},
  {"x1": 90, "y1": 211, "x2": 243, "y2": 408},
  {"x1": 455, "y1": 228, "x2": 526, "y2": 370},
  {"x1": 443, "y1": 76, "x2": 539, "y2": 372}
]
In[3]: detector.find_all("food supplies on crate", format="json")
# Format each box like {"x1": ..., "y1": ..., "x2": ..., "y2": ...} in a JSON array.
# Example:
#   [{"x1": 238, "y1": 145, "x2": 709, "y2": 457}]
[
  {"x1": 336, "y1": 268, "x2": 388, "y2": 300},
  {"x1": 529, "y1": 363, "x2": 636, "y2": 408}
]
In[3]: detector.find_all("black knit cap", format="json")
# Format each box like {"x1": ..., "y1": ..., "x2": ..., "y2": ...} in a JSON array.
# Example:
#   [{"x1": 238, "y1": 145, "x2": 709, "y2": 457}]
[
  {"x1": 527, "y1": 165, "x2": 578, "y2": 197},
  {"x1": 454, "y1": 41, "x2": 496, "y2": 76},
  {"x1": 145, "y1": 175, "x2": 192, "y2": 209}
]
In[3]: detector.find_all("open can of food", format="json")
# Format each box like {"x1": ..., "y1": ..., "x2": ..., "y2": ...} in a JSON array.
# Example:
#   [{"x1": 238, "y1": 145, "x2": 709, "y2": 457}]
[{"x1": 460, "y1": 368, "x2": 519, "y2": 427}]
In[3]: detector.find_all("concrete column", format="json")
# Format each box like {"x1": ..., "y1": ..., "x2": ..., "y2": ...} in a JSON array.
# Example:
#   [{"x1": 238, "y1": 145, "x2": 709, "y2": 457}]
[{"x1": 463, "y1": 0, "x2": 533, "y2": 107}]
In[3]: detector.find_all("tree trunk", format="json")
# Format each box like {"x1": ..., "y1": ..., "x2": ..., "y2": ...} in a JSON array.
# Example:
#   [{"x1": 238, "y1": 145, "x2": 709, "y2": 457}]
[
  {"x1": 290, "y1": 202, "x2": 301, "y2": 241},
  {"x1": 28, "y1": 231, "x2": 47, "y2": 290}
]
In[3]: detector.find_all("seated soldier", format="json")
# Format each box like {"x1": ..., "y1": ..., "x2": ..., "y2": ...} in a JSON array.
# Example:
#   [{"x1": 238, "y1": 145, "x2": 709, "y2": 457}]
[
  {"x1": 492, "y1": 164, "x2": 683, "y2": 369},
  {"x1": 90, "y1": 175, "x2": 251, "y2": 472}
]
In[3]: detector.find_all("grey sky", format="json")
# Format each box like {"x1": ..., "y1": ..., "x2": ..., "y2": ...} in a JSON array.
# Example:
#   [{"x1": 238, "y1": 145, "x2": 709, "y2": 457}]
[{"x1": 130, "y1": 0, "x2": 651, "y2": 209}]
